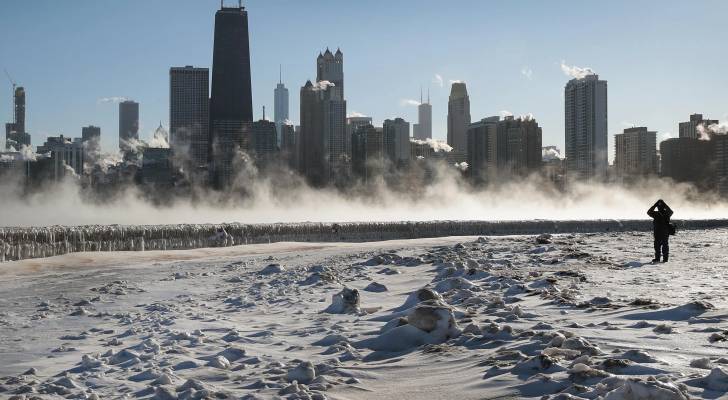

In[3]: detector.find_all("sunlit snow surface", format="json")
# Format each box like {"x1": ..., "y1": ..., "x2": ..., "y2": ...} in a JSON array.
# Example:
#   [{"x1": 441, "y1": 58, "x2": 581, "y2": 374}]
[{"x1": 1, "y1": 229, "x2": 728, "y2": 399}]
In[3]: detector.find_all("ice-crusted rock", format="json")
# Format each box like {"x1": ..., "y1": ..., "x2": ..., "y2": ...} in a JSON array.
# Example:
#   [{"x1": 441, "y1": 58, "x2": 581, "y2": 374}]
[
  {"x1": 216, "y1": 347, "x2": 246, "y2": 362},
  {"x1": 153, "y1": 386, "x2": 178, "y2": 400},
  {"x1": 536, "y1": 233, "x2": 552, "y2": 244},
  {"x1": 653, "y1": 324, "x2": 676, "y2": 334},
  {"x1": 690, "y1": 357, "x2": 713, "y2": 370},
  {"x1": 433, "y1": 276, "x2": 474, "y2": 293},
  {"x1": 324, "y1": 287, "x2": 360, "y2": 314},
  {"x1": 259, "y1": 263, "x2": 284, "y2": 275},
  {"x1": 208, "y1": 355, "x2": 231, "y2": 369},
  {"x1": 396, "y1": 287, "x2": 444, "y2": 311},
  {"x1": 54, "y1": 376, "x2": 80, "y2": 389},
  {"x1": 621, "y1": 349, "x2": 659, "y2": 364},
  {"x1": 603, "y1": 377, "x2": 688, "y2": 400},
  {"x1": 408, "y1": 303, "x2": 458, "y2": 334},
  {"x1": 359, "y1": 304, "x2": 460, "y2": 352},
  {"x1": 109, "y1": 349, "x2": 140, "y2": 365},
  {"x1": 286, "y1": 361, "x2": 316, "y2": 384},
  {"x1": 363, "y1": 282, "x2": 388, "y2": 293},
  {"x1": 562, "y1": 337, "x2": 603, "y2": 356}
]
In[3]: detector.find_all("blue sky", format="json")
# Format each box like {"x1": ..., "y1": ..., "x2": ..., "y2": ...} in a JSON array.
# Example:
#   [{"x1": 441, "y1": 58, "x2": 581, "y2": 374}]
[{"x1": 1, "y1": 0, "x2": 727, "y2": 160}]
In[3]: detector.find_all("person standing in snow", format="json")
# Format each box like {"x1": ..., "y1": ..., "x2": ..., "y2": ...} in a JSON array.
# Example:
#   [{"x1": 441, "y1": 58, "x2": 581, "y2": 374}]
[{"x1": 647, "y1": 199, "x2": 673, "y2": 263}]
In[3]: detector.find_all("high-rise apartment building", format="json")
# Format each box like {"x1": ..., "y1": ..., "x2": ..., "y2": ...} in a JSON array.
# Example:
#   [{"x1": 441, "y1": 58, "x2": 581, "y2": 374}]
[
  {"x1": 346, "y1": 115, "x2": 372, "y2": 156},
  {"x1": 447, "y1": 82, "x2": 471, "y2": 153},
  {"x1": 37, "y1": 135, "x2": 85, "y2": 181},
  {"x1": 383, "y1": 117, "x2": 411, "y2": 166},
  {"x1": 715, "y1": 135, "x2": 728, "y2": 196},
  {"x1": 351, "y1": 124, "x2": 384, "y2": 183},
  {"x1": 564, "y1": 74, "x2": 608, "y2": 181},
  {"x1": 251, "y1": 119, "x2": 278, "y2": 163},
  {"x1": 170, "y1": 66, "x2": 210, "y2": 169},
  {"x1": 614, "y1": 127, "x2": 657, "y2": 179},
  {"x1": 466, "y1": 115, "x2": 542, "y2": 182},
  {"x1": 679, "y1": 114, "x2": 718, "y2": 139},
  {"x1": 659, "y1": 137, "x2": 714, "y2": 188}
]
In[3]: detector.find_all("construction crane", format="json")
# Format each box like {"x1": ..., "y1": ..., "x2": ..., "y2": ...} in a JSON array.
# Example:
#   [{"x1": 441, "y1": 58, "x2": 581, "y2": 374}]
[{"x1": 4, "y1": 68, "x2": 17, "y2": 124}]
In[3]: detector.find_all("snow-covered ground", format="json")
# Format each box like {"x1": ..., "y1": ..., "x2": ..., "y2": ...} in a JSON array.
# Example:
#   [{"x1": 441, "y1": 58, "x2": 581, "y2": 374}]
[{"x1": 1, "y1": 229, "x2": 728, "y2": 399}]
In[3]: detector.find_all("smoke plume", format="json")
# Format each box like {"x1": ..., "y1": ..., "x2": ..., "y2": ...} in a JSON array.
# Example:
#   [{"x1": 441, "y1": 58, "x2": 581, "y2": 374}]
[{"x1": 560, "y1": 61, "x2": 597, "y2": 80}]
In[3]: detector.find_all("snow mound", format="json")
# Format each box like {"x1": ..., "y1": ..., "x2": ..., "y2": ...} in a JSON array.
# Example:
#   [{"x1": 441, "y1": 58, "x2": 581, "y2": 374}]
[{"x1": 702, "y1": 367, "x2": 728, "y2": 391}]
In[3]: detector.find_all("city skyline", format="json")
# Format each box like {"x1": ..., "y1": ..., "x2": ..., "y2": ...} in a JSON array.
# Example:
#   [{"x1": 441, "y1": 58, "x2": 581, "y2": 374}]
[{"x1": 2, "y1": 1, "x2": 727, "y2": 161}]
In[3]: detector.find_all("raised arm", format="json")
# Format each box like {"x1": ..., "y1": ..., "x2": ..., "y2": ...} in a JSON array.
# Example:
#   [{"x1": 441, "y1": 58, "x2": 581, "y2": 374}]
[
  {"x1": 647, "y1": 200, "x2": 660, "y2": 217},
  {"x1": 662, "y1": 201, "x2": 674, "y2": 218}
]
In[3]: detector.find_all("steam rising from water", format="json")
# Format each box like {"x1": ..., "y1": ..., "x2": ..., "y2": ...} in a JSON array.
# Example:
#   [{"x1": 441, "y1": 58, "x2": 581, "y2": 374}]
[{"x1": 1, "y1": 164, "x2": 726, "y2": 227}]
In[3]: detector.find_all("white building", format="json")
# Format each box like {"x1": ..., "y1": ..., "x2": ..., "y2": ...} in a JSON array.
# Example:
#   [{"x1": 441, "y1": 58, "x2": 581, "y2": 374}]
[{"x1": 564, "y1": 74, "x2": 608, "y2": 181}]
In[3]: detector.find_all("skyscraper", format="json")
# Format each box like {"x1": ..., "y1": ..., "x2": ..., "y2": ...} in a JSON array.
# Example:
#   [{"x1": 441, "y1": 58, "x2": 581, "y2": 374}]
[
  {"x1": 119, "y1": 100, "x2": 139, "y2": 153},
  {"x1": 298, "y1": 49, "x2": 347, "y2": 187},
  {"x1": 466, "y1": 115, "x2": 542, "y2": 182},
  {"x1": 715, "y1": 135, "x2": 728, "y2": 196},
  {"x1": 466, "y1": 116, "x2": 499, "y2": 184},
  {"x1": 447, "y1": 82, "x2": 471, "y2": 153},
  {"x1": 351, "y1": 124, "x2": 384, "y2": 184},
  {"x1": 36, "y1": 135, "x2": 85, "y2": 181},
  {"x1": 251, "y1": 118, "x2": 278, "y2": 163},
  {"x1": 299, "y1": 80, "x2": 327, "y2": 186},
  {"x1": 5, "y1": 86, "x2": 30, "y2": 151},
  {"x1": 274, "y1": 66, "x2": 289, "y2": 146},
  {"x1": 383, "y1": 117, "x2": 410, "y2": 166},
  {"x1": 679, "y1": 113, "x2": 718, "y2": 139},
  {"x1": 346, "y1": 115, "x2": 372, "y2": 156},
  {"x1": 614, "y1": 127, "x2": 657, "y2": 179},
  {"x1": 170, "y1": 66, "x2": 210, "y2": 169},
  {"x1": 564, "y1": 74, "x2": 608, "y2": 181},
  {"x1": 317, "y1": 48, "x2": 344, "y2": 98},
  {"x1": 660, "y1": 137, "x2": 714, "y2": 188},
  {"x1": 209, "y1": 3, "x2": 254, "y2": 187},
  {"x1": 81, "y1": 125, "x2": 101, "y2": 163},
  {"x1": 413, "y1": 89, "x2": 432, "y2": 140}
]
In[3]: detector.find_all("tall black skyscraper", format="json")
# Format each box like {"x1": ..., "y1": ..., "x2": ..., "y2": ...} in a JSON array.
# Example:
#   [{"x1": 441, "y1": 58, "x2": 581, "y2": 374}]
[
  {"x1": 209, "y1": 2, "x2": 254, "y2": 187},
  {"x1": 119, "y1": 100, "x2": 139, "y2": 153}
]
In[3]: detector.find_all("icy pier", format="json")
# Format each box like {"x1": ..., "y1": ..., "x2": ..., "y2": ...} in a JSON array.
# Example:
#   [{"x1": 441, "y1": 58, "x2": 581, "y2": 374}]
[{"x1": 1, "y1": 219, "x2": 727, "y2": 262}]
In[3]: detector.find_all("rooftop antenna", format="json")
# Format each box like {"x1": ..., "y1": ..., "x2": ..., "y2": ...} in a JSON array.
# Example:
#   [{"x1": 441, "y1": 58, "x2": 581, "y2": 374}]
[
  {"x1": 420, "y1": 86, "x2": 422, "y2": 104},
  {"x1": 279, "y1": 64, "x2": 282, "y2": 84},
  {"x1": 427, "y1": 87, "x2": 430, "y2": 104},
  {"x1": 262, "y1": 105, "x2": 266, "y2": 121}
]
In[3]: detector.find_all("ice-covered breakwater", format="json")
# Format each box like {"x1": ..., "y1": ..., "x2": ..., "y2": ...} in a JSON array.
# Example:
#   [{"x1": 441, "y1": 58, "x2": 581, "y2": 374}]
[{"x1": 1, "y1": 219, "x2": 727, "y2": 262}]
